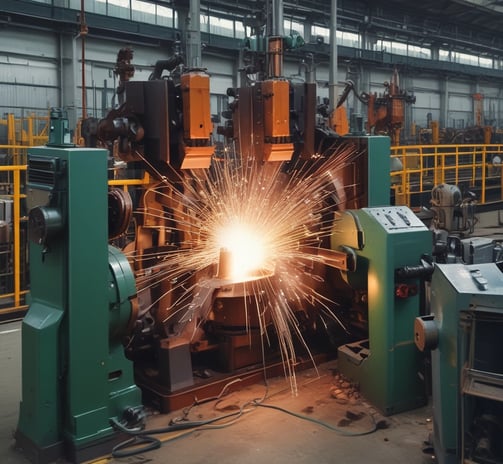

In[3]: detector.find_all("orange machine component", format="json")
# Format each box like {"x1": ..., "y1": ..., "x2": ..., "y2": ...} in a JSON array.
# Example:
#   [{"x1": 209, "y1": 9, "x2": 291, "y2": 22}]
[
  {"x1": 484, "y1": 125, "x2": 493, "y2": 144},
  {"x1": 181, "y1": 71, "x2": 212, "y2": 140},
  {"x1": 472, "y1": 93, "x2": 483, "y2": 127},
  {"x1": 431, "y1": 120, "x2": 440, "y2": 144},
  {"x1": 262, "y1": 79, "x2": 294, "y2": 162},
  {"x1": 364, "y1": 68, "x2": 415, "y2": 145},
  {"x1": 331, "y1": 106, "x2": 349, "y2": 136},
  {"x1": 180, "y1": 71, "x2": 214, "y2": 169}
]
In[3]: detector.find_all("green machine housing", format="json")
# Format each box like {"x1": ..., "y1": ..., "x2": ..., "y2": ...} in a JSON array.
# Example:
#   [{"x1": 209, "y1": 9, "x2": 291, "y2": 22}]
[
  {"x1": 332, "y1": 205, "x2": 432, "y2": 415},
  {"x1": 340, "y1": 135, "x2": 391, "y2": 209},
  {"x1": 415, "y1": 262, "x2": 503, "y2": 464},
  {"x1": 16, "y1": 144, "x2": 142, "y2": 463}
]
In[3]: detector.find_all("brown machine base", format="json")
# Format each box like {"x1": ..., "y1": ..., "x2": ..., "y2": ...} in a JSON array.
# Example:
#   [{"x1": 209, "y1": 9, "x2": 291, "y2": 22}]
[{"x1": 136, "y1": 353, "x2": 331, "y2": 413}]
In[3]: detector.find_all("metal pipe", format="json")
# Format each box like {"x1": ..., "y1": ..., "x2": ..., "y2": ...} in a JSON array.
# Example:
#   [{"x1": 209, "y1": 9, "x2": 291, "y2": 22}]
[
  {"x1": 299, "y1": 54, "x2": 315, "y2": 84},
  {"x1": 267, "y1": 0, "x2": 284, "y2": 78},
  {"x1": 80, "y1": 0, "x2": 88, "y2": 119},
  {"x1": 13, "y1": 167, "x2": 22, "y2": 307},
  {"x1": 271, "y1": 0, "x2": 284, "y2": 37},
  {"x1": 187, "y1": 0, "x2": 201, "y2": 68},
  {"x1": 268, "y1": 36, "x2": 283, "y2": 78},
  {"x1": 58, "y1": 34, "x2": 64, "y2": 108},
  {"x1": 328, "y1": 0, "x2": 338, "y2": 113}
]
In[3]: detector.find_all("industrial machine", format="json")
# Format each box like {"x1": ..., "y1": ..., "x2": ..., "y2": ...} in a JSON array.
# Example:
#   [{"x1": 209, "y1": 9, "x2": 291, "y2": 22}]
[
  {"x1": 331, "y1": 205, "x2": 433, "y2": 415},
  {"x1": 415, "y1": 262, "x2": 503, "y2": 464},
  {"x1": 15, "y1": 111, "x2": 143, "y2": 463},
  {"x1": 361, "y1": 68, "x2": 416, "y2": 145},
  {"x1": 97, "y1": 48, "x2": 214, "y2": 171},
  {"x1": 428, "y1": 183, "x2": 503, "y2": 264},
  {"x1": 16, "y1": 12, "x2": 432, "y2": 464},
  {"x1": 430, "y1": 183, "x2": 476, "y2": 236}
]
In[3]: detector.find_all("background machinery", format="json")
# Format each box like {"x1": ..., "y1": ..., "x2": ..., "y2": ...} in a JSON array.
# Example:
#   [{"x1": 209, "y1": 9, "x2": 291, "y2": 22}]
[{"x1": 361, "y1": 68, "x2": 416, "y2": 146}]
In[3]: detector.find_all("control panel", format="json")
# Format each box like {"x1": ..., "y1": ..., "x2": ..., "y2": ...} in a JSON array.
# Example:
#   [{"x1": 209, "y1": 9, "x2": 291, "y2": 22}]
[{"x1": 365, "y1": 206, "x2": 427, "y2": 232}]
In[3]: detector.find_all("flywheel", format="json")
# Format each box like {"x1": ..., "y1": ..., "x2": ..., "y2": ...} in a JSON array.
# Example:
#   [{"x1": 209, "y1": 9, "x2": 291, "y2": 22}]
[{"x1": 108, "y1": 187, "x2": 133, "y2": 239}]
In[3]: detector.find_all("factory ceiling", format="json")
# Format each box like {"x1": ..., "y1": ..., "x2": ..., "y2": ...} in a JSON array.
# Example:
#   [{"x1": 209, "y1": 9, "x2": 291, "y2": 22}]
[
  {"x1": 363, "y1": 0, "x2": 503, "y2": 33},
  {"x1": 2, "y1": 0, "x2": 503, "y2": 58},
  {"x1": 351, "y1": 0, "x2": 503, "y2": 53},
  {"x1": 198, "y1": 0, "x2": 503, "y2": 56}
]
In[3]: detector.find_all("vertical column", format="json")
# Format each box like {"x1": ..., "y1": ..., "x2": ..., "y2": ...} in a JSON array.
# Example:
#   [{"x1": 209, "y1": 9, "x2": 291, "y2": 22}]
[
  {"x1": 328, "y1": 0, "x2": 338, "y2": 112},
  {"x1": 59, "y1": 32, "x2": 80, "y2": 129},
  {"x1": 439, "y1": 76, "x2": 449, "y2": 129}
]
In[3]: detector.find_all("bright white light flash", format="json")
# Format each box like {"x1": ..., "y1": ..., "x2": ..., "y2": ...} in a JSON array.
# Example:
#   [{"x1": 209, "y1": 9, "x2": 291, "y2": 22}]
[{"x1": 216, "y1": 221, "x2": 268, "y2": 280}]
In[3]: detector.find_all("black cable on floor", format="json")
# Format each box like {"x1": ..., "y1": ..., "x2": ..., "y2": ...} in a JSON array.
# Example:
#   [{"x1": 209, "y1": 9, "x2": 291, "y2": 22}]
[
  {"x1": 110, "y1": 374, "x2": 378, "y2": 458},
  {"x1": 111, "y1": 434, "x2": 162, "y2": 458},
  {"x1": 110, "y1": 400, "x2": 245, "y2": 458},
  {"x1": 250, "y1": 400, "x2": 378, "y2": 437}
]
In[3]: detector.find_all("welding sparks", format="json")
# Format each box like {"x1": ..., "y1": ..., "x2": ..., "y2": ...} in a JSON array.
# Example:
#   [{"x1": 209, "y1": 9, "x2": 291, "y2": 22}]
[{"x1": 127, "y1": 142, "x2": 362, "y2": 393}]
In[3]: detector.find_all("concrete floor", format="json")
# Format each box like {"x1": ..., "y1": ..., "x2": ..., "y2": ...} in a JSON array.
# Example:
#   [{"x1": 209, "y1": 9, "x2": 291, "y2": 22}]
[{"x1": 0, "y1": 320, "x2": 434, "y2": 464}]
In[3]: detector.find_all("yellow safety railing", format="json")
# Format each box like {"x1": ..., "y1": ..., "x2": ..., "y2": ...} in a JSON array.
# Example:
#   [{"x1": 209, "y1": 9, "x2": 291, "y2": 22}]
[
  {"x1": 0, "y1": 113, "x2": 50, "y2": 164},
  {"x1": 0, "y1": 160, "x2": 151, "y2": 321},
  {"x1": 0, "y1": 156, "x2": 29, "y2": 321},
  {"x1": 391, "y1": 144, "x2": 503, "y2": 208}
]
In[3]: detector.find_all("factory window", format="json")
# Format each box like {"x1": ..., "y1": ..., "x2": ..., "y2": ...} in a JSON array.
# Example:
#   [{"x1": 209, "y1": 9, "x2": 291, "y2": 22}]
[
  {"x1": 89, "y1": 0, "x2": 176, "y2": 26},
  {"x1": 393, "y1": 42, "x2": 407, "y2": 55},
  {"x1": 439, "y1": 48, "x2": 494, "y2": 68},
  {"x1": 156, "y1": 5, "x2": 175, "y2": 27},
  {"x1": 132, "y1": 0, "x2": 155, "y2": 23},
  {"x1": 378, "y1": 39, "x2": 392, "y2": 53},
  {"x1": 235, "y1": 21, "x2": 245, "y2": 39},
  {"x1": 284, "y1": 19, "x2": 304, "y2": 36},
  {"x1": 408, "y1": 44, "x2": 431, "y2": 59},
  {"x1": 311, "y1": 26, "x2": 360, "y2": 48},
  {"x1": 209, "y1": 16, "x2": 234, "y2": 37},
  {"x1": 439, "y1": 49, "x2": 451, "y2": 61},
  {"x1": 339, "y1": 31, "x2": 359, "y2": 48},
  {"x1": 312, "y1": 25, "x2": 329, "y2": 43},
  {"x1": 87, "y1": 0, "x2": 107, "y2": 14},
  {"x1": 479, "y1": 56, "x2": 493, "y2": 68},
  {"x1": 377, "y1": 39, "x2": 406, "y2": 56},
  {"x1": 103, "y1": 0, "x2": 131, "y2": 20},
  {"x1": 201, "y1": 14, "x2": 209, "y2": 33},
  {"x1": 456, "y1": 52, "x2": 479, "y2": 66}
]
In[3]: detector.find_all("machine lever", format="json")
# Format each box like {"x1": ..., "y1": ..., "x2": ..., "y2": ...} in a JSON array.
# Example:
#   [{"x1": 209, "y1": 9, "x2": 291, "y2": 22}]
[
  {"x1": 395, "y1": 257, "x2": 434, "y2": 280},
  {"x1": 470, "y1": 269, "x2": 488, "y2": 290}
]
